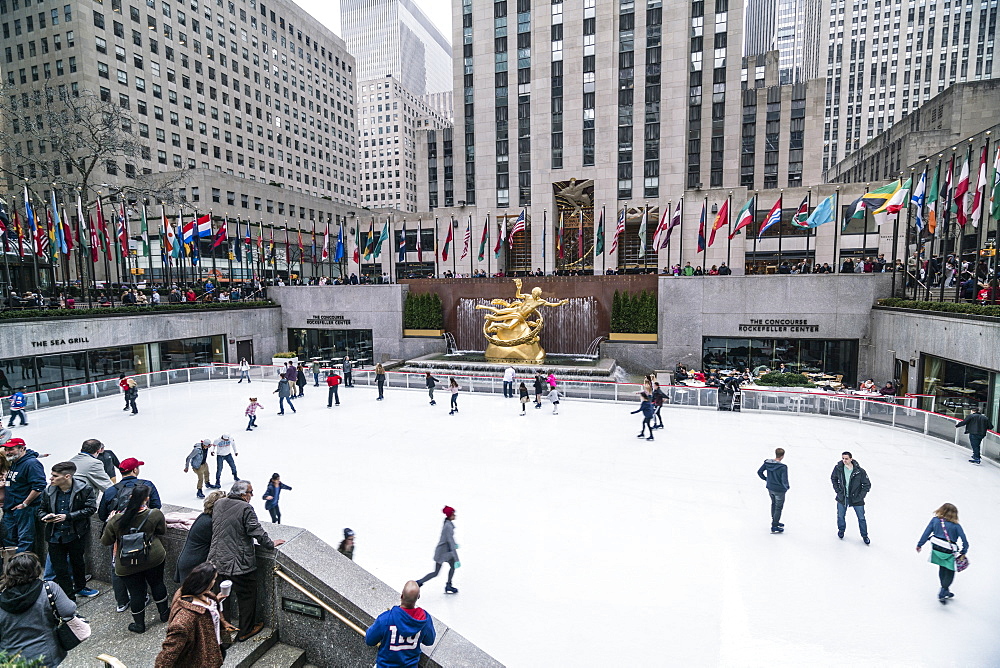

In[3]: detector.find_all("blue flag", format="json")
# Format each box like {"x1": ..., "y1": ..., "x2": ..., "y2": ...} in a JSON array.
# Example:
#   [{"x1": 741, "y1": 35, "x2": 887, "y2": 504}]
[
  {"x1": 398, "y1": 220, "x2": 407, "y2": 263},
  {"x1": 335, "y1": 224, "x2": 344, "y2": 261},
  {"x1": 234, "y1": 220, "x2": 242, "y2": 263},
  {"x1": 805, "y1": 194, "x2": 836, "y2": 228}
]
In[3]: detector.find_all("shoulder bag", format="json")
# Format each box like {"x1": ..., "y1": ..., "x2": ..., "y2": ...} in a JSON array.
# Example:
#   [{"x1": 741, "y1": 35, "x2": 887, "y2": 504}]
[
  {"x1": 939, "y1": 520, "x2": 970, "y2": 572},
  {"x1": 44, "y1": 582, "x2": 91, "y2": 651}
]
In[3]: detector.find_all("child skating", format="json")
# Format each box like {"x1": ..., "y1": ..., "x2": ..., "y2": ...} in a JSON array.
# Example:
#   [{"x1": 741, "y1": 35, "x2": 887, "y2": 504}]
[
  {"x1": 245, "y1": 397, "x2": 263, "y2": 430},
  {"x1": 518, "y1": 382, "x2": 530, "y2": 415},
  {"x1": 263, "y1": 472, "x2": 292, "y2": 524},
  {"x1": 547, "y1": 386, "x2": 560, "y2": 415},
  {"x1": 448, "y1": 378, "x2": 460, "y2": 415},
  {"x1": 631, "y1": 392, "x2": 655, "y2": 440}
]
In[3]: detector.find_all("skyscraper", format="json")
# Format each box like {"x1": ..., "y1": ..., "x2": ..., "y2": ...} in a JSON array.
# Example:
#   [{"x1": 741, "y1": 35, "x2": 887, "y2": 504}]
[{"x1": 340, "y1": 0, "x2": 453, "y2": 98}]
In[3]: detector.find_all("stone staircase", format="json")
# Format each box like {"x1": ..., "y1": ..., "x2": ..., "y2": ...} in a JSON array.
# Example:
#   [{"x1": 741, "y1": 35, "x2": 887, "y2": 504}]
[{"x1": 64, "y1": 581, "x2": 308, "y2": 668}]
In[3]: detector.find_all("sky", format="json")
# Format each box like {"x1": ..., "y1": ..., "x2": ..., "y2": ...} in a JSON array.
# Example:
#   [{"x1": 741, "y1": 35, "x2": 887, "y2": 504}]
[{"x1": 296, "y1": 0, "x2": 452, "y2": 43}]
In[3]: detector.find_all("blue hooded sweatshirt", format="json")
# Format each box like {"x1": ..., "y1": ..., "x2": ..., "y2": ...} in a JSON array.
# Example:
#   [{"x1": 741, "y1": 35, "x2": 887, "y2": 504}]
[
  {"x1": 757, "y1": 459, "x2": 790, "y2": 492},
  {"x1": 365, "y1": 606, "x2": 436, "y2": 667},
  {"x1": 4, "y1": 449, "x2": 46, "y2": 510}
]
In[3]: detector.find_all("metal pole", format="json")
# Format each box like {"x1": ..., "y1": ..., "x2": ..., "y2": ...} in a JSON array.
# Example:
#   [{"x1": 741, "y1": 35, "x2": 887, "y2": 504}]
[{"x1": 940, "y1": 150, "x2": 957, "y2": 302}]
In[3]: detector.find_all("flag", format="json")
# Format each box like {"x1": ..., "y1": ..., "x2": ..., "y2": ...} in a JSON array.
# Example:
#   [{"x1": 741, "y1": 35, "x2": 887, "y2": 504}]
[
  {"x1": 927, "y1": 164, "x2": 941, "y2": 235},
  {"x1": 44, "y1": 208, "x2": 54, "y2": 258},
  {"x1": 13, "y1": 208, "x2": 25, "y2": 258},
  {"x1": 197, "y1": 214, "x2": 213, "y2": 238},
  {"x1": 791, "y1": 196, "x2": 810, "y2": 228},
  {"x1": 758, "y1": 197, "x2": 782, "y2": 239},
  {"x1": 77, "y1": 195, "x2": 89, "y2": 256},
  {"x1": 638, "y1": 206, "x2": 648, "y2": 257},
  {"x1": 416, "y1": 219, "x2": 423, "y2": 262},
  {"x1": 651, "y1": 205, "x2": 670, "y2": 250},
  {"x1": 116, "y1": 200, "x2": 129, "y2": 257},
  {"x1": 310, "y1": 222, "x2": 317, "y2": 263},
  {"x1": 234, "y1": 220, "x2": 243, "y2": 262},
  {"x1": 269, "y1": 228, "x2": 276, "y2": 263},
  {"x1": 707, "y1": 199, "x2": 729, "y2": 247},
  {"x1": 730, "y1": 197, "x2": 755, "y2": 239},
  {"x1": 696, "y1": 201, "x2": 707, "y2": 252},
  {"x1": 322, "y1": 223, "x2": 331, "y2": 260},
  {"x1": 509, "y1": 209, "x2": 526, "y2": 248},
  {"x1": 861, "y1": 180, "x2": 901, "y2": 215},
  {"x1": 87, "y1": 212, "x2": 99, "y2": 262},
  {"x1": 912, "y1": 170, "x2": 927, "y2": 233},
  {"x1": 609, "y1": 206, "x2": 626, "y2": 254},
  {"x1": 953, "y1": 157, "x2": 970, "y2": 226},
  {"x1": 213, "y1": 216, "x2": 227, "y2": 248},
  {"x1": 256, "y1": 220, "x2": 264, "y2": 252},
  {"x1": 843, "y1": 194, "x2": 866, "y2": 231},
  {"x1": 873, "y1": 177, "x2": 911, "y2": 227},
  {"x1": 284, "y1": 227, "x2": 291, "y2": 265},
  {"x1": 0, "y1": 197, "x2": 8, "y2": 253},
  {"x1": 363, "y1": 220, "x2": 375, "y2": 260},
  {"x1": 335, "y1": 224, "x2": 344, "y2": 261},
  {"x1": 24, "y1": 186, "x2": 44, "y2": 257},
  {"x1": 61, "y1": 205, "x2": 73, "y2": 253},
  {"x1": 442, "y1": 220, "x2": 453, "y2": 261},
  {"x1": 665, "y1": 198, "x2": 683, "y2": 245},
  {"x1": 398, "y1": 220, "x2": 407, "y2": 262},
  {"x1": 494, "y1": 215, "x2": 507, "y2": 258},
  {"x1": 297, "y1": 227, "x2": 305, "y2": 261},
  {"x1": 991, "y1": 145, "x2": 1000, "y2": 221},
  {"x1": 51, "y1": 191, "x2": 67, "y2": 254},
  {"x1": 595, "y1": 207, "x2": 605, "y2": 254},
  {"x1": 969, "y1": 144, "x2": 988, "y2": 227},
  {"x1": 477, "y1": 214, "x2": 489, "y2": 261},
  {"x1": 373, "y1": 218, "x2": 390, "y2": 258},
  {"x1": 805, "y1": 194, "x2": 836, "y2": 227},
  {"x1": 556, "y1": 211, "x2": 564, "y2": 259},
  {"x1": 350, "y1": 226, "x2": 359, "y2": 264},
  {"x1": 577, "y1": 210, "x2": 584, "y2": 259},
  {"x1": 138, "y1": 205, "x2": 149, "y2": 256},
  {"x1": 460, "y1": 217, "x2": 471, "y2": 260}
]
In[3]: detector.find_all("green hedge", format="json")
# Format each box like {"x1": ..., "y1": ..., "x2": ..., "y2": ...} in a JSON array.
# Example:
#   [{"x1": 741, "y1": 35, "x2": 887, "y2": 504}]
[
  {"x1": 403, "y1": 292, "x2": 443, "y2": 329},
  {"x1": 611, "y1": 290, "x2": 658, "y2": 334},
  {"x1": 0, "y1": 300, "x2": 274, "y2": 320},
  {"x1": 878, "y1": 298, "x2": 1000, "y2": 318},
  {"x1": 757, "y1": 372, "x2": 816, "y2": 387},
  {"x1": 0, "y1": 651, "x2": 44, "y2": 667}
]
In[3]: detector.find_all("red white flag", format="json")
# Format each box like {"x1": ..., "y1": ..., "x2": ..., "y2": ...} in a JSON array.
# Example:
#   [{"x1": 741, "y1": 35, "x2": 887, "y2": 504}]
[
  {"x1": 954, "y1": 156, "x2": 971, "y2": 226},
  {"x1": 321, "y1": 223, "x2": 330, "y2": 260},
  {"x1": 460, "y1": 217, "x2": 471, "y2": 260},
  {"x1": 609, "y1": 206, "x2": 626, "y2": 254},
  {"x1": 442, "y1": 220, "x2": 454, "y2": 261},
  {"x1": 651, "y1": 206, "x2": 670, "y2": 251},
  {"x1": 969, "y1": 144, "x2": 988, "y2": 227}
]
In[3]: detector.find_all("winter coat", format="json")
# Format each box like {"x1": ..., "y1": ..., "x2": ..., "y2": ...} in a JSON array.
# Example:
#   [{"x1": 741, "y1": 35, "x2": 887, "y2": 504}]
[
  {"x1": 326, "y1": 374, "x2": 341, "y2": 387},
  {"x1": 275, "y1": 378, "x2": 292, "y2": 398},
  {"x1": 651, "y1": 388, "x2": 667, "y2": 407},
  {"x1": 101, "y1": 508, "x2": 168, "y2": 576},
  {"x1": 830, "y1": 461, "x2": 871, "y2": 506},
  {"x1": 263, "y1": 482, "x2": 292, "y2": 510},
  {"x1": 533, "y1": 377, "x2": 546, "y2": 394},
  {"x1": 365, "y1": 605, "x2": 436, "y2": 668},
  {"x1": 185, "y1": 446, "x2": 209, "y2": 471},
  {"x1": 207, "y1": 495, "x2": 275, "y2": 576},
  {"x1": 631, "y1": 400, "x2": 655, "y2": 419},
  {"x1": 917, "y1": 517, "x2": 969, "y2": 555},
  {"x1": 432, "y1": 519, "x2": 458, "y2": 563},
  {"x1": 98, "y1": 476, "x2": 163, "y2": 522},
  {"x1": 342, "y1": 359, "x2": 353, "y2": 374},
  {"x1": 69, "y1": 452, "x2": 114, "y2": 492},
  {"x1": 284, "y1": 365, "x2": 297, "y2": 383},
  {"x1": 3, "y1": 450, "x2": 46, "y2": 510},
  {"x1": 757, "y1": 459, "x2": 790, "y2": 492},
  {"x1": 175, "y1": 512, "x2": 214, "y2": 583},
  {"x1": 519, "y1": 386, "x2": 530, "y2": 403},
  {"x1": 37, "y1": 479, "x2": 97, "y2": 542},
  {"x1": 955, "y1": 412, "x2": 994, "y2": 436},
  {"x1": 425, "y1": 375, "x2": 438, "y2": 389},
  {"x1": 154, "y1": 592, "x2": 225, "y2": 668},
  {"x1": 0, "y1": 580, "x2": 76, "y2": 666}
]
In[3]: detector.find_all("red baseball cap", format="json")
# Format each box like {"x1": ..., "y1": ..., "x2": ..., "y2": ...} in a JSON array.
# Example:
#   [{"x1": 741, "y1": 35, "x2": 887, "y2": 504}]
[
  {"x1": 118, "y1": 458, "x2": 144, "y2": 472},
  {"x1": 2, "y1": 438, "x2": 26, "y2": 448}
]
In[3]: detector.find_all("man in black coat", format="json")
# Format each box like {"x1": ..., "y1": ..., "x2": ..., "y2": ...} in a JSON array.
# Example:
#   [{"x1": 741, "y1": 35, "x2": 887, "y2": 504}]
[
  {"x1": 831, "y1": 452, "x2": 871, "y2": 544},
  {"x1": 955, "y1": 407, "x2": 994, "y2": 464},
  {"x1": 37, "y1": 461, "x2": 99, "y2": 601}
]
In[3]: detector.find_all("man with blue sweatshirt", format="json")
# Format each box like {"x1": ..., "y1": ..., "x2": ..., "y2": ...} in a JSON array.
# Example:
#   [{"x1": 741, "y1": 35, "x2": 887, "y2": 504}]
[
  {"x1": 757, "y1": 447, "x2": 790, "y2": 534},
  {"x1": 2, "y1": 438, "x2": 47, "y2": 552},
  {"x1": 365, "y1": 580, "x2": 436, "y2": 667}
]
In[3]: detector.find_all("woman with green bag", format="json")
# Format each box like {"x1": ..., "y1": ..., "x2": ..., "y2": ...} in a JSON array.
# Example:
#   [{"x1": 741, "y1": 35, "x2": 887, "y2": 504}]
[{"x1": 915, "y1": 503, "x2": 969, "y2": 604}]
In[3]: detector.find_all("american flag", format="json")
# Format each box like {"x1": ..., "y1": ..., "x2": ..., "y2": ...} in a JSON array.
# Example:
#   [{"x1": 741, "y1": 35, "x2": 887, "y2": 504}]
[
  {"x1": 460, "y1": 217, "x2": 471, "y2": 260},
  {"x1": 509, "y1": 209, "x2": 526, "y2": 248},
  {"x1": 609, "y1": 205, "x2": 626, "y2": 254}
]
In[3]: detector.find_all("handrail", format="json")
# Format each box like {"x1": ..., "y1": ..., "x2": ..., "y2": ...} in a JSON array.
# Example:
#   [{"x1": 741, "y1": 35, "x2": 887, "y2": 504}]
[
  {"x1": 97, "y1": 655, "x2": 127, "y2": 668},
  {"x1": 273, "y1": 567, "x2": 366, "y2": 636}
]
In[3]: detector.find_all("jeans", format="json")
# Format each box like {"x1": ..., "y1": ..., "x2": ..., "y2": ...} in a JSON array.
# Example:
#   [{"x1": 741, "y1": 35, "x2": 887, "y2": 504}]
[
  {"x1": 768, "y1": 490, "x2": 786, "y2": 528},
  {"x1": 313, "y1": 372, "x2": 320, "y2": 386},
  {"x1": 238, "y1": 370, "x2": 251, "y2": 383},
  {"x1": 939, "y1": 565, "x2": 956, "y2": 591},
  {"x1": 836, "y1": 502, "x2": 868, "y2": 537},
  {"x1": 2, "y1": 505, "x2": 37, "y2": 553},
  {"x1": 246, "y1": 414, "x2": 257, "y2": 429},
  {"x1": 7, "y1": 409, "x2": 27, "y2": 426},
  {"x1": 268, "y1": 505, "x2": 281, "y2": 524},
  {"x1": 122, "y1": 561, "x2": 167, "y2": 616},
  {"x1": 344, "y1": 372, "x2": 353, "y2": 387},
  {"x1": 327, "y1": 386, "x2": 340, "y2": 406},
  {"x1": 968, "y1": 434, "x2": 984, "y2": 460},
  {"x1": 450, "y1": 394, "x2": 458, "y2": 411},
  {"x1": 428, "y1": 387, "x2": 435, "y2": 403},
  {"x1": 216, "y1": 454, "x2": 238, "y2": 485},
  {"x1": 417, "y1": 559, "x2": 456, "y2": 587},
  {"x1": 278, "y1": 396, "x2": 296, "y2": 413},
  {"x1": 126, "y1": 397, "x2": 138, "y2": 414},
  {"x1": 110, "y1": 546, "x2": 131, "y2": 607},
  {"x1": 49, "y1": 539, "x2": 87, "y2": 601},
  {"x1": 502, "y1": 381, "x2": 513, "y2": 398},
  {"x1": 377, "y1": 380, "x2": 385, "y2": 399}
]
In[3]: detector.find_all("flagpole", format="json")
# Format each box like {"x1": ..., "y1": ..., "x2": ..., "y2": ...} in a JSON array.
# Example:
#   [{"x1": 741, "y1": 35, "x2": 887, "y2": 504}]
[
  {"x1": 486, "y1": 213, "x2": 492, "y2": 277},
  {"x1": 601, "y1": 204, "x2": 606, "y2": 275},
  {"x1": 954, "y1": 141, "x2": 972, "y2": 301},
  {"x1": 25, "y1": 185, "x2": 41, "y2": 295},
  {"x1": 751, "y1": 192, "x2": 758, "y2": 273},
  {"x1": 451, "y1": 217, "x2": 456, "y2": 276},
  {"x1": 803, "y1": 189, "x2": 812, "y2": 270},
  {"x1": 678, "y1": 199, "x2": 684, "y2": 270},
  {"x1": 940, "y1": 148, "x2": 957, "y2": 302},
  {"x1": 76, "y1": 189, "x2": 89, "y2": 304},
  {"x1": 643, "y1": 202, "x2": 648, "y2": 274},
  {"x1": 972, "y1": 133, "x2": 991, "y2": 293},
  {"x1": 777, "y1": 189, "x2": 784, "y2": 269},
  {"x1": 1, "y1": 198, "x2": 13, "y2": 300},
  {"x1": 726, "y1": 191, "x2": 733, "y2": 270},
  {"x1": 914, "y1": 162, "x2": 929, "y2": 299},
  {"x1": 665, "y1": 200, "x2": 672, "y2": 272},
  {"x1": 468, "y1": 214, "x2": 474, "y2": 276},
  {"x1": 434, "y1": 217, "x2": 439, "y2": 278}
]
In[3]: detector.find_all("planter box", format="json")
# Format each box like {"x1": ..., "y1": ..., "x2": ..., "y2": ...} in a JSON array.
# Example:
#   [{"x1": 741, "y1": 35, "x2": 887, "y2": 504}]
[
  {"x1": 608, "y1": 333, "x2": 658, "y2": 342},
  {"x1": 272, "y1": 357, "x2": 298, "y2": 367},
  {"x1": 403, "y1": 329, "x2": 444, "y2": 337}
]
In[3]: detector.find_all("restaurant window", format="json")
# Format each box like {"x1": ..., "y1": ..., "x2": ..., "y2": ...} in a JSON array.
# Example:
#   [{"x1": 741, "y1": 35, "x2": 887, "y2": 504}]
[
  {"x1": 921, "y1": 354, "x2": 995, "y2": 422},
  {"x1": 702, "y1": 337, "x2": 859, "y2": 386},
  {"x1": 288, "y1": 329, "x2": 374, "y2": 365}
]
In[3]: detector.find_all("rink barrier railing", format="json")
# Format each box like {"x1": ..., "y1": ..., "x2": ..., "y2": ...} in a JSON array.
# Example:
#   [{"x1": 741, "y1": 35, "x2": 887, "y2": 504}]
[{"x1": 2, "y1": 364, "x2": 997, "y2": 463}]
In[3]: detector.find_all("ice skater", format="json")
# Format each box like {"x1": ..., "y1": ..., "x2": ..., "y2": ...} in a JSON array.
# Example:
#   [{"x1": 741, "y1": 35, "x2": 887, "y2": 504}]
[
  {"x1": 425, "y1": 372, "x2": 439, "y2": 406},
  {"x1": 916, "y1": 503, "x2": 969, "y2": 604},
  {"x1": 211, "y1": 434, "x2": 239, "y2": 487},
  {"x1": 831, "y1": 451, "x2": 871, "y2": 543},
  {"x1": 416, "y1": 506, "x2": 459, "y2": 594},
  {"x1": 312, "y1": 363, "x2": 321, "y2": 387},
  {"x1": 651, "y1": 382, "x2": 667, "y2": 429},
  {"x1": 375, "y1": 363, "x2": 386, "y2": 400},
  {"x1": 262, "y1": 473, "x2": 292, "y2": 524},
  {"x1": 502, "y1": 366, "x2": 515, "y2": 398},
  {"x1": 273, "y1": 373, "x2": 296, "y2": 414},
  {"x1": 631, "y1": 392, "x2": 655, "y2": 440},
  {"x1": 448, "y1": 378, "x2": 460, "y2": 414},
  {"x1": 295, "y1": 363, "x2": 307, "y2": 397},
  {"x1": 518, "y1": 382, "x2": 530, "y2": 415},
  {"x1": 245, "y1": 397, "x2": 263, "y2": 430},
  {"x1": 955, "y1": 407, "x2": 993, "y2": 465},
  {"x1": 183, "y1": 439, "x2": 215, "y2": 499},
  {"x1": 547, "y1": 386, "x2": 560, "y2": 415},
  {"x1": 533, "y1": 374, "x2": 546, "y2": 409},
  {"x1": 757, "y1": 448, "x2": 789, "y2": 533},
  {"x1": 124, "y1": 378, "x2": 138, "y2": 415},
  {"x1": 6, "y1": 387, "x2": 28, "y2": 427},
  {"x1": 326, "y1": 371, "x2": 342, "y2": 407},
  {"x1": 342, "y1": 355, "x2": 354, "y2": 387},
  {"x1": 237, "y1": 358, "x2": 251, "y2": 383},
  {"x1": 119, "y1": 373, "x2": 131, "y2": 411}
]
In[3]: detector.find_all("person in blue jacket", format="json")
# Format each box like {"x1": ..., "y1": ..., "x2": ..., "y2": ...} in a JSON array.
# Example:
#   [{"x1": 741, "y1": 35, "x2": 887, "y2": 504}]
[
  {"x1": 630, "y1": 392, "x2": 656, "y2": 440},
  {"x1": 757, "y1": 448, "x2": 790, "y2": 534},
  {"x1": 1, "y1": 438, "x2": 47, "y2": 553},
  {"x1": 6, "y1": 388, "x2": 28, "y2": 427},
  {"x1": 365, "y1": 581, "x2": 436, "y2": 668},
  {"x1": 262, "y1": 472, "x2": 292, "y2": 524},
  {"x1": 916, "y1": 503, "x2": 969, "y2": 604}
]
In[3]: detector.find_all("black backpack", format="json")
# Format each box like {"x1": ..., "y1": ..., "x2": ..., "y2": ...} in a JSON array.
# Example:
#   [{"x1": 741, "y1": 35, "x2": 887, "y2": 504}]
[
  {"x1": 110, "y1": 480, "x2": 141, "y2": 514},
  {"x1": 118, "y1": 514, "x2": 151, "y2": 567}
]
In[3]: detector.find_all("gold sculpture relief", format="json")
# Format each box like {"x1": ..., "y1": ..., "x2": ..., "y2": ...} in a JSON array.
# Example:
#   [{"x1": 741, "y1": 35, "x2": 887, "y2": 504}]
[{"x1": 476, "y1": 279, "x2": 568, "y2": 362}]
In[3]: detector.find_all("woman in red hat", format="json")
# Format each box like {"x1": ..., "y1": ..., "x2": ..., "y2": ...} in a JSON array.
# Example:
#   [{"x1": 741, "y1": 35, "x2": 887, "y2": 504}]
[{"x1": 415, "y1": 506, "x2": 459, "y2": 594}]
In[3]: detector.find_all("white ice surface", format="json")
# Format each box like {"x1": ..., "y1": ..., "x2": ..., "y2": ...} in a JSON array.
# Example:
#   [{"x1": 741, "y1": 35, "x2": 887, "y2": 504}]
[{"x1": 12, "y1": 380, "x2": 1000, "y2": 667}]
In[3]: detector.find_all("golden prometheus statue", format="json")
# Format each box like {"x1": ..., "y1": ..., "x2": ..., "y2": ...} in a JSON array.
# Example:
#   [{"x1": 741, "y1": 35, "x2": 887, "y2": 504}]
[{"x1": 476, "y1": 279, "x2": 569, "y2": 362}]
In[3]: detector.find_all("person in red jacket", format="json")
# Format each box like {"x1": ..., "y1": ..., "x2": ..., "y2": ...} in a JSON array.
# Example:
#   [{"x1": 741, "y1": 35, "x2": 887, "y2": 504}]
[
  {"x1": 118, "y1": 373, "x2": 131, "y2": 412},
  {"x1": 326, "y1": 371, "x2": 342, "y2": 408}
]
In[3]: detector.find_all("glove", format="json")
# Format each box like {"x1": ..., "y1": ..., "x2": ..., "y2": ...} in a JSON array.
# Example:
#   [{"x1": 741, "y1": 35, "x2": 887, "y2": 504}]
[
  {"x1": 455, "y1": 544, "x2": 460, "y2": 549},
  {"x1": 454, "y1": 561, "x2": 461, "y2": 568}
]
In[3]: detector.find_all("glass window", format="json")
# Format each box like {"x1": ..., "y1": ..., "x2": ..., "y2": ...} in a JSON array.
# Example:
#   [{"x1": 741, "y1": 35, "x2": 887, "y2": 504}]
[
  {"x1": 921, "y1": 354, "x2": 994, "y2": 421},
  {"x1": 288, "y1": 329, "x2": 373, "y2": 363}
]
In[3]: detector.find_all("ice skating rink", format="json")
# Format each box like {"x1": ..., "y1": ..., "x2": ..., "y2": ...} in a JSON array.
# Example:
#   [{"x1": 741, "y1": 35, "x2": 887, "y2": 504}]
[{"x1": 13, "y1": 379, "x2": 1000, "y2": 667}]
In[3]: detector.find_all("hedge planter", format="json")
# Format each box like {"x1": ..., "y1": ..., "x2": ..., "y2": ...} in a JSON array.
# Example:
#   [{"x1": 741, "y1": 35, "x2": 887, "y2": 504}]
[
  {"x1": 608, "y1": 333, "x2": 658, "y2": 342},
  {"x1": 404, "y1": 329, "x2": 444, "y2": 337}
]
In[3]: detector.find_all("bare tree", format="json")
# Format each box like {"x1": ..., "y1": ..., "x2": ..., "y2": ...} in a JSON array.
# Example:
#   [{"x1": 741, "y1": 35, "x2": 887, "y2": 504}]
[{"x1": 0, "y1": 84, "x2": 187, "y2": 208}]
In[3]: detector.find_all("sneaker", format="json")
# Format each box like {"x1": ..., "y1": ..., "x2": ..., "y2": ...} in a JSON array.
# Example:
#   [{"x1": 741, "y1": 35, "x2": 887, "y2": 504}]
[
  {"x1": 838, "y1": 530, "x2": 844, "y2": 539},
  {"x1": 770, "y1": 527, "x2": 784, "y2": 533},
  {"x1": 76, "y1": 588, "x2": 100, "y2": 598},
  {"x1": 116, "y1": 602, "x2": 130, "y2": 613},
  {"x1": 863, "y1": 536, "x2": 871, "y2": 545}
]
